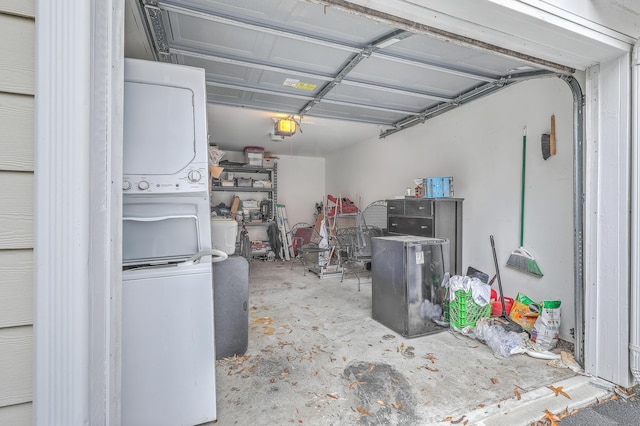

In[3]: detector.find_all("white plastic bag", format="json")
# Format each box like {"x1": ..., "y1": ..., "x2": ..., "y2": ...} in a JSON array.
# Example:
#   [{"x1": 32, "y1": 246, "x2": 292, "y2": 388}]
[{"x1": 475, "y1": 318, "x2": 525, "y2": 357}]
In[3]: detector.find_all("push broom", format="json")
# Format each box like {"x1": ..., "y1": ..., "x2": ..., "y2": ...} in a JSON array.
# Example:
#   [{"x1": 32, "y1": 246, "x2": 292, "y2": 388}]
[{"x1": 507, "y1": 127, "x2": 543, "y2": 277}]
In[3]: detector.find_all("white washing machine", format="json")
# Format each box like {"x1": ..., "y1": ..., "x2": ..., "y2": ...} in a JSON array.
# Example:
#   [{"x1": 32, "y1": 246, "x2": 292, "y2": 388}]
[
  {"x1": 122, "y1": 261, "x2": 216, "y2": 426},
  {"x1": 121, "y1": 195, "x2": 223, "y2": 425}
]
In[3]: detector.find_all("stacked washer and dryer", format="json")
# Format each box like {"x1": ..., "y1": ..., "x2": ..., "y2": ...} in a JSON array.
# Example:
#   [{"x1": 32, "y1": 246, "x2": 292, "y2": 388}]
[{"x1": 121, "y1": 59, "x2": 224, "y2": 425}]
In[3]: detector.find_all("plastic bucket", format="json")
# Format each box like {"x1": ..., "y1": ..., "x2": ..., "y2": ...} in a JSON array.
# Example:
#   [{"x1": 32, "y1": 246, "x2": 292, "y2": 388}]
[
  {"x1": 491, "y1": 297, "x2": 514, "y2": 316},
  {"x1": 211, "y1": 218, "x2": 238, "y2": 255}
]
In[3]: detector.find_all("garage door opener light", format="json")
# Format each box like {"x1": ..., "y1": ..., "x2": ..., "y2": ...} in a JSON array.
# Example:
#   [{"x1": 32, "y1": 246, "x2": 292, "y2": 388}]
[{"x1": 274, "y1": 119, "x2": 296, "y2": 137}]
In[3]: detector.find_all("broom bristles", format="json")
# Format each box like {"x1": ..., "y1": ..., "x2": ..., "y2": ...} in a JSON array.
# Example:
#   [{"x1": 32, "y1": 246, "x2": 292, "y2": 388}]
[
  {"x1": 542, "y1": 133, "x2": 551, "y2": 160},
  {"x1": 507, "y1": 247, "x2": 543, "y2": 277}
]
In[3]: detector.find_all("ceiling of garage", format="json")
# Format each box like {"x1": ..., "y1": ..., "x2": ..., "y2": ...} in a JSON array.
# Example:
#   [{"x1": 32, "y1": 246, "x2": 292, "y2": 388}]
[{"x1": 124, "y1": 0, "x2": 636, "y2": 157}]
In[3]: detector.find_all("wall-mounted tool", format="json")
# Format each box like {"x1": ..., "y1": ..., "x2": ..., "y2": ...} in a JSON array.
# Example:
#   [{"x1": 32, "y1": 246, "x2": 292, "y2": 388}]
[
  {"x1": 508, "y1": 127, "x2": 543, "y2": 277},
  {"x1": 541, "y1": 114, "x2": 556, "y2": 160}
]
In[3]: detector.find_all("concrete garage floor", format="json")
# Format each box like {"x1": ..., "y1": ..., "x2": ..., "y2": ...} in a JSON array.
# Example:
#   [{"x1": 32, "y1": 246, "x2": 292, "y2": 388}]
[{"x1": 214, "y1": 261, "x2": 615, "y2": 425}]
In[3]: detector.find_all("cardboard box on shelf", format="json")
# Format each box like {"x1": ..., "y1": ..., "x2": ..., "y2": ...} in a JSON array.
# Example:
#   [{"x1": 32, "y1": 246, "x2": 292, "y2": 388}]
[
  {"x1": 244, "y1": 146, "x2": 264, "y2": 166},
  {"x1": 263, "y1": 158, "x2": 276, "y2": 168}
]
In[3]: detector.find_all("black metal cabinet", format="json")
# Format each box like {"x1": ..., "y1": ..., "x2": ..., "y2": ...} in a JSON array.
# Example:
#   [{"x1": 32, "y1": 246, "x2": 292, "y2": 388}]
[{"x1": 387, "y1": 198, "x2": 463, "y2": 275}]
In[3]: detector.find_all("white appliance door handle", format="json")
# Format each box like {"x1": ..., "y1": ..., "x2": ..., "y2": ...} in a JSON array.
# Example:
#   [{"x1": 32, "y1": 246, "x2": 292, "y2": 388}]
[
  {"x1": 209, "y1": 249, "x2": 228, "y2": 263},
  {"x1": 179, "y1": 249, "x2": 228, "y2": 266},
  {"x1": 123, "y1": 215, "x2": 198, "y2": 222}
]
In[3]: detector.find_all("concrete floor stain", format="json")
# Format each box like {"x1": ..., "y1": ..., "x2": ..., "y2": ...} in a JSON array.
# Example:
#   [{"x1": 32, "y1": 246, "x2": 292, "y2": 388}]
[{"x1": 343, "y1": 361, "x2": 419, "y2": 425}]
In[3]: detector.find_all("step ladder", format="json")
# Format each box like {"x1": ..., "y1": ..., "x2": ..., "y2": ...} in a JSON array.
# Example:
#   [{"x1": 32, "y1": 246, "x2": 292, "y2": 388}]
[{"x1": 275, "y1": 203, "x2": 292, "y2": 260}]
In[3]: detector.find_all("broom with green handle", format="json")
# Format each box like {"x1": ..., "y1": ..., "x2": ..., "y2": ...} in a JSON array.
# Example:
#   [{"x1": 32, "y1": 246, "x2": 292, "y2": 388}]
[{"x1": 507, "y1": 127, "x2": 543, "y2": 277}]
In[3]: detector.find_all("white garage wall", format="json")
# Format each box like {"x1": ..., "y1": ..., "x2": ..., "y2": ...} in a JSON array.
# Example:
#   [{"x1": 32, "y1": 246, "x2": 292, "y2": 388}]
[{"x1": 325, "y1": 77, "x2": 578, "y2": 341}]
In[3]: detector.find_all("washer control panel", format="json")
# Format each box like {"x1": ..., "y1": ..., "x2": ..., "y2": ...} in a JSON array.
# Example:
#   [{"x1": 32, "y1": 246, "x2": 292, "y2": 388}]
[{"x1": 123, "y1": 163, "x2": 208, "y2": 194}]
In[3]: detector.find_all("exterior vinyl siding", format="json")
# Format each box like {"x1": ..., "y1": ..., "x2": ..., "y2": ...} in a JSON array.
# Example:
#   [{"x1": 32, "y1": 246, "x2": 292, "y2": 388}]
[
  {"x1": 0, "y1": 3, "x2": 35, "y2": 425},
  {"x1": 0, "y1": 93, "x2": 34, "y2": 171},
  {"x1": 0, "y1": 250, "x2": 33, "y2": 327}
]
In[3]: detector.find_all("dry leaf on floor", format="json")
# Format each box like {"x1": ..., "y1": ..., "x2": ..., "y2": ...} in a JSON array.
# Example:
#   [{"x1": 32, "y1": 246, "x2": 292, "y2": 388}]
[
  {"x1": 311, "y1": 370, "x2": 319, "y2": 377},
  {"x1": 343, "y1": 356, "x2": 347, "y2": 361},
  {"x1": 254, "y1": 316, "x2": 273, "y2": 325},
  {"x1": 423, "y1": 401, "x2": 430, "y2": 406},
  {"x1": 424, "y1": 353, "x2": 436, "y2": 363},
  {"x1": 542, "y1": 409, "x2": 559, "y2": 426},
  {"x1": 451, "y1": 416, "x2": 466, "y2": 424},
  {"x1": 615, "y1": 385, "x2": 632, "y2": 399},
  {"x1": 514, "y1": 388, "x2": 521, "y2": 400},
  {"x1": 326, "y1": 393, "x2": 338, "y2": 399},
  {"x1": 279, "y1": 368, "x2": 289, "y2": 380},
  {"x1": 356, "y1": 408, "x2": 371, "y2": 416},
  {"x1": 477, "y1": 403, "x2": 485, "y2": 408},
  {"x1": 263, "y1": 326, "x2": 275, "y2": 335},
  {"x1": 417, "y1": 363, "x2": 432, "y2": 372},
  {"x1": 556, "y1": 407, "x2": 571, "y2": 419},
  {"x1": 441, "y1": 416, "x2": 453, "y2": 422},
  {"x1": 376, "y1": 400, "x2": 386, "y2": 405},
  {"x1": 491, "y1": 378, "x2": 499, "y2": 384},
  {"x1": 367, "y1": 363, "x2": 374, "y2": 373},
  {"x1": 393, "y1": 402, "x2": 403, "y2": 409},
  {"x1": 548, "y1": 385, "x2": 571, "y2": 399},
  {"x1": 349, "y1": 381, "x2": 365, "y2": 390}
]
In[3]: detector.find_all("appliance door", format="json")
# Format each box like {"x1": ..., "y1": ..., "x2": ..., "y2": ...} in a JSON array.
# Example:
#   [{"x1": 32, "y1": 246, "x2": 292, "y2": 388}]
[
  {"x1": 123, "y1": 196, "x2": 211, "y2": 266},
  {"x1": 124, "y1": 81, "x2": 196, "y2": 176},
  {"x1": 122, "y1": 262, "x2": 216, "y2": 425},
  {"x1": 405, "y1": 240, "x2": 449, "y2": 336}
]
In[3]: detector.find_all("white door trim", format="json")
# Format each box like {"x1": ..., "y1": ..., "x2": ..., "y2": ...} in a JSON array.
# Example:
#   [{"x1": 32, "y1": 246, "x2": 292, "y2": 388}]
[
  {"x1": 584, "y1": 54, "x2": 634, "y2": 387},
  {"x1": 630, "y1": 40, "x2": 640, "y2": 382},
  {"x1": 34, "y1": 0, "x2": 123, "y2": 424}
]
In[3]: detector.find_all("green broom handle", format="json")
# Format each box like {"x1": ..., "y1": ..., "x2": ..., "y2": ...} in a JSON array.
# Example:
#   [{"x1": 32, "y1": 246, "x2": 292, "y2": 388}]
[{"x1": 520, "y1": 127, "x2": 526, "y2": 247}]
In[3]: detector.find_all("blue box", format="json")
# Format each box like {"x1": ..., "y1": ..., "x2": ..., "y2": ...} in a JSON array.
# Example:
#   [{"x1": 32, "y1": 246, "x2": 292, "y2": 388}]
[{"x1": 424, "y1": 177, "x2": 453, "y2": 198}]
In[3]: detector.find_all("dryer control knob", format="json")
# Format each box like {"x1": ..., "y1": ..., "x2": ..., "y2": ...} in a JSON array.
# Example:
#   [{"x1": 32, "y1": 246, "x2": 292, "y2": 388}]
[
  {"x1": 188, "y1": 170, "x2": 202, "y2": 182},
  {"x1": 123, "y1": 181, "x2": 132, "y2": 191},
  {"x1": 138, "y1": 180, "x2": 150, "y2": 191}
]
